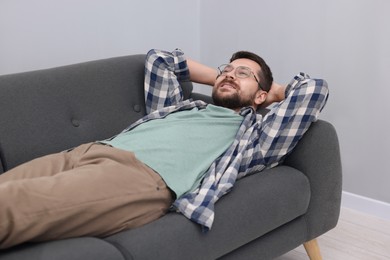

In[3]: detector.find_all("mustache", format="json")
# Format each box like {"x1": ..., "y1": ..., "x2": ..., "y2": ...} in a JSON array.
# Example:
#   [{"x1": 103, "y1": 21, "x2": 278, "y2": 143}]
[{"x1": 218, "y1": 77, "x2": 239, "y2": 89}]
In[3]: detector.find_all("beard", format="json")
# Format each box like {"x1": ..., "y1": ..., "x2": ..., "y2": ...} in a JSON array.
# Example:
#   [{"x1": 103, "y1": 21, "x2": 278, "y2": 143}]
[{"x1": 212, "y1": 88, "x2": 255, "y2": 110}]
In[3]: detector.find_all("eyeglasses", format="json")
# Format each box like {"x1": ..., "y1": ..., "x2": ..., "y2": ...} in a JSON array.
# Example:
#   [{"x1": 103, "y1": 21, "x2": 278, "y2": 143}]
[{"x1": 217, "y1": 64, "x2": 264, "y2": 90}]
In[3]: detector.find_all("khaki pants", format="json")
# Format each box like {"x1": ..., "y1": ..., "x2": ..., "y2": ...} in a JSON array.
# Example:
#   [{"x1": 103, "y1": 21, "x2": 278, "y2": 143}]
[{"x1": 0, "y1": 143, "x2": 173, "y2": 249}]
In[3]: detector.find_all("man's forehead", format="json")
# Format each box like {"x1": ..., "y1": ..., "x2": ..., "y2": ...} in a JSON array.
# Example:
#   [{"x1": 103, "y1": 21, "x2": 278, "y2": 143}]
[{"x1": 230, "y1": 58, "x2": 261, "y2": 72}]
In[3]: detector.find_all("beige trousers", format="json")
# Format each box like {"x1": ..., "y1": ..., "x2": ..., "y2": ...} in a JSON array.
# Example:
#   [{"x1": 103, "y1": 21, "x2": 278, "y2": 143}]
[{"x1": 0, "y1": 143, "x2": 173, "y2": 249}]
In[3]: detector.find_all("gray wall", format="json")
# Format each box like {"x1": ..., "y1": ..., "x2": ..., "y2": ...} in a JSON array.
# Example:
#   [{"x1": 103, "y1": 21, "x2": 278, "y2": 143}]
[
  {"x1": 0, "y1": 0, "x2": 201, "y2": 74},
  {"x1": 199, "y1": 0, "x2": 390, "y2": 204},
  {"x1": 1, "y1": 0, "x2": 389, "y2": 204}
]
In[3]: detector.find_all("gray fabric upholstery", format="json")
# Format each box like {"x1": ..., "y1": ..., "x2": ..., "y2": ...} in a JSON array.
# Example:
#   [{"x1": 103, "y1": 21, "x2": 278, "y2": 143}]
[
  {"x1": 0, "y1": 55, "x2": 146, "y2": 171},
  {"x1": 219, "y1": 216, "x2": 308, "y2": 259},
  {"x1": 104, "y1": 167, "x2": 309, "y2": 260},
  {"x1": 0, "y1": 238, "x2": 125, "y2": 260},
  {"x1": 0, "y1": 54, "x2": 193, "y2": 172},
  {"x1": 284, "y1": 120, "x2": 342, "y2": 240},
  {"x1": 0, "y1": 54, "x2": 342, "y2": 259}
]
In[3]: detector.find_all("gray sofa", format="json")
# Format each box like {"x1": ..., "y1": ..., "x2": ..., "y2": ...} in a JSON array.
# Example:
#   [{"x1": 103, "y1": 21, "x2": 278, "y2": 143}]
[{"x1": 0, "y1": 54, "x2": 342, "y2": 260}]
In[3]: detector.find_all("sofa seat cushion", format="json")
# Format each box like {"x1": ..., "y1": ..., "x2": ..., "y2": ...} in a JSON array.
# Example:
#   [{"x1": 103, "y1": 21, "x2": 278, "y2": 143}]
[
  {"x1": 0, "y1": 237, "x2": 125, "y2": 260},
  {"x1": 104, "y1": 166, "x2": 310, "y2": 260}
]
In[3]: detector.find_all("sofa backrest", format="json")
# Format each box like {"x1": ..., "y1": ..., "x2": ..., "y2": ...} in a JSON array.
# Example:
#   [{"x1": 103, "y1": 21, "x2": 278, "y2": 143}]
[{"x1": 0, "y1": 54, "x2": 193, "y2": 173}]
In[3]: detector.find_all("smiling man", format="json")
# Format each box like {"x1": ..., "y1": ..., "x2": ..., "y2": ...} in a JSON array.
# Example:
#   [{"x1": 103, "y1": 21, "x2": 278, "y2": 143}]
[
  {"x1": 212, "y1": 52, "x2": 271, "y2": 110},
  {"x1": 0, "y1": 48, "x2": 328, "y2": 249}
]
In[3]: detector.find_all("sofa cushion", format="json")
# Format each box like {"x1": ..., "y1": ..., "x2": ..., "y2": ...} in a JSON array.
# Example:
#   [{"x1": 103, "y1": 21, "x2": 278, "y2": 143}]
[
  {"x1": 0, "y1": 55, "x2": 145, "y2": 171},
  {"x1": 104, "y1": 166, "x2": 310, "y2": 260},
  {"x1": 0, "y1": 54, "x2": 193, "y2": 173},
  {"x1": 0, "y1": 237, "x2": 125, "y2": 260}
]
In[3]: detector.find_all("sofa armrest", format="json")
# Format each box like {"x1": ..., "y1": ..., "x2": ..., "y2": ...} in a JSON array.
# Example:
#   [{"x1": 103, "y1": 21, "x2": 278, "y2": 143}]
[{"x1": 283, "y1": 119, "x2": 342, "y2": 240}]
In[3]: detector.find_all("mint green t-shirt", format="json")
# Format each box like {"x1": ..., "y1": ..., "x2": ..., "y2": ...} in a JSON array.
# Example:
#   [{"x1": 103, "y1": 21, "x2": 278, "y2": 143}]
[{"x1": 103, "y1": 105, "x2": 243, "y2": 198}]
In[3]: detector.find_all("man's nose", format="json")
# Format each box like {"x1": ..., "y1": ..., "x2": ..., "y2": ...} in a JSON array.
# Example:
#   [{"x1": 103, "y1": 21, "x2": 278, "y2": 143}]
[{"x1": 225, "y1": 70, "x2": 236, "y2": 79}]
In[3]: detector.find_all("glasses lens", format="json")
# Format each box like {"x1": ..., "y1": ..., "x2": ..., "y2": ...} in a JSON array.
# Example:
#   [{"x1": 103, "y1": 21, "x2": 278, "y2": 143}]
[
  {"x1": 235, "y1": 67, "x2": 251, "y2": 78},
  {"x1": 219, "y1": 64, "x2": 233, "y2": 74}
]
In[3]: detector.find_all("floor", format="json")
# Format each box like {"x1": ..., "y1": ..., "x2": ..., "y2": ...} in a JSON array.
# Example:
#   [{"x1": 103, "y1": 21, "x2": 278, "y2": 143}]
[{"x1": 275, "y1": 207, "x2": 390, "y2": 260}]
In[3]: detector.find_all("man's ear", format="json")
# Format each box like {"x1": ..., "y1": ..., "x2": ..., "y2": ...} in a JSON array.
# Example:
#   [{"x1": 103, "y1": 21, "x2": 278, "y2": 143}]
[{"x1": 254, "y1": 90, "x2": 267, "y2": 106}]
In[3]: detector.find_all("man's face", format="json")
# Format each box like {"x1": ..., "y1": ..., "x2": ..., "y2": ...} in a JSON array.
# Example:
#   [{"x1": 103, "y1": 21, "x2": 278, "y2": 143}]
[{"x1": 212, "y1": 58, "x2": 265, "y2": 111}]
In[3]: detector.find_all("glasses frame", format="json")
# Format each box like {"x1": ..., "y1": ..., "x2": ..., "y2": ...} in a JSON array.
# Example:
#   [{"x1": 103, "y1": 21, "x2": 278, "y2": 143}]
[{"x1": 217, "y1": 64, "x2": 264, "y2": 91}]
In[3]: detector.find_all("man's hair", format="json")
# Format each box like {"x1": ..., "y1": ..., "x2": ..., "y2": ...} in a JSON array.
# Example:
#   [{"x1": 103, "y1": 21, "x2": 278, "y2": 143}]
[{"x1": 230, "y1": 51, "x2": 273, "y2": 92}]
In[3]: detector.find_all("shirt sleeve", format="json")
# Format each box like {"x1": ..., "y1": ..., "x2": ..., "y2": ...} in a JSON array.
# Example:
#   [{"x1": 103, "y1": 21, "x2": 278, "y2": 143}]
[
  {"x1": 257, "y1": 72, "x2": 329, "y2": 167},
  {"x1": 144, "y1": 49, "x2": 190, "y2": 114}
]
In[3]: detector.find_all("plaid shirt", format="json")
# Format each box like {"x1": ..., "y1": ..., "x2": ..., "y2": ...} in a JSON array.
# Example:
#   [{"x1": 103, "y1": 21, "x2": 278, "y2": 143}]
[{"x1": 123, "y1": 49, "x2": 329, "y2": 230}]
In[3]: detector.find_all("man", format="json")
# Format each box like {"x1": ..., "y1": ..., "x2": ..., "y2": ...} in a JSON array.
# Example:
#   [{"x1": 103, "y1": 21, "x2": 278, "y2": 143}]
[{"x1": 0, "y1": 49, "x2": 328, "y2": 249}]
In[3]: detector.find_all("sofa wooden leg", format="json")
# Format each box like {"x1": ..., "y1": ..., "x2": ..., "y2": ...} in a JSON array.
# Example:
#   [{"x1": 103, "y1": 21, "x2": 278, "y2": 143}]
[{"x1": 303, "y1": 239, "x2": 322, "y2": 260}]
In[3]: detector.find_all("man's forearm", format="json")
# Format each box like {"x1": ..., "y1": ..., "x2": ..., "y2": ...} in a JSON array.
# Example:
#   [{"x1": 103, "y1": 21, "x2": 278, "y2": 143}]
[{"x1": 187, "y1": 58, "x2": 217, "y2": 86}]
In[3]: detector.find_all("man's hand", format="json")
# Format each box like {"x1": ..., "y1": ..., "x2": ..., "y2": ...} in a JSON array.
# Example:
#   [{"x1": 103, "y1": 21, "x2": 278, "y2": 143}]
[{"x1": 260, "y1": 82, "x2": 286, "y2": 108}]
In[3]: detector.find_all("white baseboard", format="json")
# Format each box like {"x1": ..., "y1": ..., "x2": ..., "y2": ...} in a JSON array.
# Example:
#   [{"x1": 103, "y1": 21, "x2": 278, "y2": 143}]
[{"x1": 341, "y1": 191, "x2": 390, "y2": 220}]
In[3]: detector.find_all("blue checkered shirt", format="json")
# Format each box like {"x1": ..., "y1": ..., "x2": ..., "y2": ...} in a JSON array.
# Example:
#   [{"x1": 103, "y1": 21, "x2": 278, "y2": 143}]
[{"x1": 122, "y1": 49, "x2": 329, "y2": 230}]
